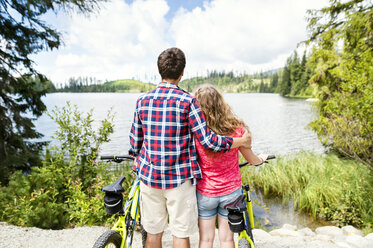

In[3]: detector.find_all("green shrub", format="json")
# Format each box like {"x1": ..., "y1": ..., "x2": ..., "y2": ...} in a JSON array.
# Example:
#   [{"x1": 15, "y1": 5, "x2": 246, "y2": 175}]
[
  {"x1": 0, "y1": 103, "x2": 124, "y2": 229},
  {"x1": 242, "y1": 152, "x2": 373, "y2": 232}
]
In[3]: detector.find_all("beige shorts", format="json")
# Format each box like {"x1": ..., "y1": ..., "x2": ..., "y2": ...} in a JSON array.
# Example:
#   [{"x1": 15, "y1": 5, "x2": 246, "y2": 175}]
[{"x1": 139, "y1": 180, "x2": 198, "y2": 238}]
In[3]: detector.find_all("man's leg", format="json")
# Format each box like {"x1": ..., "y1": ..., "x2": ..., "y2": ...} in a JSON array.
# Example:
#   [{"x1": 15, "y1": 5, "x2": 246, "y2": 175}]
[
  {"x1": 165, "y1": 180, "x2": 199, "y2": 248},
  {"x1": 140, "y1": 182, "x2": 168, "y2": 248},
  {"x1": 172, "y1": 236, "x2": 190, "y2": 248},
  {"x1": 146, "y1": 232, "x2": 163, "y2": 248}
]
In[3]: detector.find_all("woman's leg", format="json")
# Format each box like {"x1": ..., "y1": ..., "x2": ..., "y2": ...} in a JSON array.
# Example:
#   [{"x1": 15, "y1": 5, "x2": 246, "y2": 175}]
[
  {"x1": 217, "y1": 215, "x2": 234, "y2": 248},
  {"x1": 198, "y1": 217, "x2": 216, "y2": 248}
]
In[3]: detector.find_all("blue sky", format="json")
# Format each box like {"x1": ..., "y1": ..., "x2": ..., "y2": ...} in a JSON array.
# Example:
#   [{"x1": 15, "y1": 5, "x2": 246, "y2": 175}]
[
  {"x1": 31, "y1": 0, "x2": 329, "y2": 85},
  {"x1": 126, "y1": 0, "x2": 211, "y2": 19}
]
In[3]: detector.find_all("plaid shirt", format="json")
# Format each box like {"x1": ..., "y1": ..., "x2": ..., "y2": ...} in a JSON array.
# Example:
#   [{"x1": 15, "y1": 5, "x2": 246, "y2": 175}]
[{"x1": 129, "y1": 82, "x2": 233, "y2": 189}]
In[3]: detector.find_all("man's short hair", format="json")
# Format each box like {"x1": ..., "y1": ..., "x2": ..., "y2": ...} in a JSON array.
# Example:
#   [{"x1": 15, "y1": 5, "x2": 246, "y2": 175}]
[{"x1": 157, "y1": 47, "x2": 186, "y2": 80}]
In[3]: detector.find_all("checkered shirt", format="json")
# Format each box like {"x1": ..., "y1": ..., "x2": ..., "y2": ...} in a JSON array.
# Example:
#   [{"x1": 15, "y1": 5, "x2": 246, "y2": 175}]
[{"x1": 129, "y1": 82, "x2": 233, "y2": 189}]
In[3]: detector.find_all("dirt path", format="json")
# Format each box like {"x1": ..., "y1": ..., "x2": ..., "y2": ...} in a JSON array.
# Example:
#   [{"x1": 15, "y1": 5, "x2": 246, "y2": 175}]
[{"x1": 1, "y1": 222, "x2": 372, "y2": 248}]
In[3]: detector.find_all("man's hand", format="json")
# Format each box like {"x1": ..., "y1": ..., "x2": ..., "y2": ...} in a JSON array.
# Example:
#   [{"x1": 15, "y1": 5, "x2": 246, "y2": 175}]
[
  {"x1": 231, "y1": 129, "x2": 252, "y2": 149},
  {"x1": 241, "y1": 129, "x2": 252, "y2": 149}
]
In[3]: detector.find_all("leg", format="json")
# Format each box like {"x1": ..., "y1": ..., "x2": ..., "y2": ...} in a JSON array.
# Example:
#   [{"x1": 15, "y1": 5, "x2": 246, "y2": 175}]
[
  {"x1": 146, "y1": 232, "x2": 163, "y2": 248},
  {"x1": 217, "y1": 215, "x2": 234, "y2": 248},
  {"x1": 140, "y1": 182, "x2": 168, "y2": 247},
  {"x1": 198, "y1": 217, "x2": 216, "y2": 248},
  {"x1": 218, "y1": 188, "x2": 243, "y2": 248},
  {"x1": 173, "y1": 236, "x2": 190, "y2": 248},
  {"x1": 165, "y1": 181, "x2": 199, "y2": 247}
]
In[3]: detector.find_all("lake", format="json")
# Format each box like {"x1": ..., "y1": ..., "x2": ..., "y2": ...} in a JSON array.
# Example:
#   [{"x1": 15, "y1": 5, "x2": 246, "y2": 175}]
[
  {"x1": 36, "y1": 92, "x2": 324, "y2": 156},
  {"x1": 36, "y1": 92, "x2": 327, "y2": 230}
]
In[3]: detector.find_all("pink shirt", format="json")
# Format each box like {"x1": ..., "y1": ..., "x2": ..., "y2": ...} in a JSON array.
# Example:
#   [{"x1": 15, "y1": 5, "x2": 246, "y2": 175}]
[{"x1": 196, "y1": 126, "x2": 244, "y2": 197}]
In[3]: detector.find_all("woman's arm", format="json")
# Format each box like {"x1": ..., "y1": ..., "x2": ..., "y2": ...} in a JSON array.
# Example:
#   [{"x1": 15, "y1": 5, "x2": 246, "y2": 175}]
[{"x1": 239, "y1": 147, "x2": 266, "y2": 165}]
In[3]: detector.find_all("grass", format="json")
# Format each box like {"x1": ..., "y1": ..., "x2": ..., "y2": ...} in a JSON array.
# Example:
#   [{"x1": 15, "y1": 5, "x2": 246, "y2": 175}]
[{"x1": 241, "y1": 152, "x2": 373, "y2": 233}]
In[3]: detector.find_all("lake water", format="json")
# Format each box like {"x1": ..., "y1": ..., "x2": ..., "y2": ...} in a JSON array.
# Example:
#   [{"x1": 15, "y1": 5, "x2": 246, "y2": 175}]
[
  {"x1": 36, "y1": 92, "x2": 324, "y2": 156},
  {"x1": 36, "y1": 92, "x2": 327, "y2": 230}
]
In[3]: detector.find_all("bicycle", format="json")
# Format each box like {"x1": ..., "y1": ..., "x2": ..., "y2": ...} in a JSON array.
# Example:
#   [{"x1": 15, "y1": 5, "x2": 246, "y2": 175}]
[
  {"x1": 93, "y1": 155, "x2": 147, "y2": 248},
  {"x1": 225, "y1": 155, "x2": 276, "y2": 248}
]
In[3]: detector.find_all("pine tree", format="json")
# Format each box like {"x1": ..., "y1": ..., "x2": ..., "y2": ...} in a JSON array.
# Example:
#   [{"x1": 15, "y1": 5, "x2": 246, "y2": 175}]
[
  {"x1": 277, "y1": 57, "x2": 292, "y2": 96},
  {"x1": 270, "y1": 73, "x2": 279, "y2": 92},
  {"x1": 0, "y1": 0, "x2": 105, "y2": 184}
]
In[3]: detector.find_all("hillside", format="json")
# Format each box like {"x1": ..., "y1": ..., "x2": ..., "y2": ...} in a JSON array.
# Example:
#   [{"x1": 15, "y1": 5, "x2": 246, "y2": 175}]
[{"x1": 55, "y1": 78, "x2": 155, "y2": 93}]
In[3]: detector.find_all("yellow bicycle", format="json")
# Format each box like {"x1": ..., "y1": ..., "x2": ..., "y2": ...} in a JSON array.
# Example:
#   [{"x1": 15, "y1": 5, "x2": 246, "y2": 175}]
[
  {"x1": 225, "y1": 155, "x2": 275, "y2": 248},
  {"x1": 93, "y1": 155, "x2": 146, "y2": 248}
]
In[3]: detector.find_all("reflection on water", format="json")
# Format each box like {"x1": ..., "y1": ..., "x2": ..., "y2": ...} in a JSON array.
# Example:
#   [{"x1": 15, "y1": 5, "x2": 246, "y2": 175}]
[{"x1": 35, "y1": 92, "x2": 327, "y2": 229}]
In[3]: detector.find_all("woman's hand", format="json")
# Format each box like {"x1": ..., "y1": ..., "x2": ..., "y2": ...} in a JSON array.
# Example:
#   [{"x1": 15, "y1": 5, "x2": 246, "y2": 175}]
[{"x1": 258, "y1": 154, "x2": 268, "y2": 162}]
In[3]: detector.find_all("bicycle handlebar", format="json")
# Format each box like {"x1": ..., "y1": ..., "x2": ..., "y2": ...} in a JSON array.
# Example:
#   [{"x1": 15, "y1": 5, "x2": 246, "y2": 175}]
[
  {"x1": 100, "y1": 155, "x2": 135, "y2": 163},
  {"x1": 100, "y1": 154, "x2": 275, "y2": 166},
  {"x1": 238, "y1": 154, "x2": 275, "y2": 168}
]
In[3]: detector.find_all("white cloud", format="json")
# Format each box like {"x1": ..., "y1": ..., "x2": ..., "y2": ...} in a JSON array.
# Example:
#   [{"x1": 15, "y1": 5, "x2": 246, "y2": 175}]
[
  {"x1": 171, "y1": 0, "x2": 329, "y2": 76},
  {"x1": 32, "y1": 0, "x2": 329, "y2": 84}
]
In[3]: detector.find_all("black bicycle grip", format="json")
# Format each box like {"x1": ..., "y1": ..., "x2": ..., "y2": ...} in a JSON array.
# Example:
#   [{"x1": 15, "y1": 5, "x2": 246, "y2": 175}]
[
  {"x1": 267, "y1": 155, "x2": 276, "y2": 160},
  {"x1": 100, "y1": 156, "x2": 115, "y2": 160}
]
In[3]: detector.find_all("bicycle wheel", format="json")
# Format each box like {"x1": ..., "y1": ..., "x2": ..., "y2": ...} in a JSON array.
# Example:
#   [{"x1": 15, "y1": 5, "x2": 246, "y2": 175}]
[{"x1": 92, "y1": 230, "x2": 122, "y2": 248}]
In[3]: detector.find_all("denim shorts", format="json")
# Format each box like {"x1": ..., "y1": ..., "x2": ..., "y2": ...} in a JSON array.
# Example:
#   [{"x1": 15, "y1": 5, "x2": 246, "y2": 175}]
[{"x1": 196, "y1": 188, "x2": 242, "y2": 219}]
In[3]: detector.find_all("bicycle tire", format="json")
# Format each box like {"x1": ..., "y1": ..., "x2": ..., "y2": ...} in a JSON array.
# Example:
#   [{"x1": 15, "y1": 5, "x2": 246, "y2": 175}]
[{"x1": 92, "y1": 230, "x2": 122, "y2": 248}]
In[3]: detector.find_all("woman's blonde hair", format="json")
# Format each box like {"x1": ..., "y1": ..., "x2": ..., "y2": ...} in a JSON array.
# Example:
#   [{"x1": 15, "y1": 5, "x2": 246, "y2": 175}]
[{"x1": 194, "y1": 84, "x2": 247, "y2": 136}]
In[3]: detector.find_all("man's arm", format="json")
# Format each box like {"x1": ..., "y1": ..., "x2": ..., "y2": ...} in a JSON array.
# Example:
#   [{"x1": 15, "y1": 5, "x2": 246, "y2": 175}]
[
  {"x1": 188, "y1": 99, "x2": 250, "y2": 151},
  {"x1": 129, "y1": 101, "x2": 144, "y2": 156}
]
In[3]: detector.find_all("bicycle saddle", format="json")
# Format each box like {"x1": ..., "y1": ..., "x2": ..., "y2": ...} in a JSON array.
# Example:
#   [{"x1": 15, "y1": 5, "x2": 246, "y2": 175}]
[
  {"x1": 224, "y1": 194, "x2": 247, "y2": 212},
  {"x1": 102, "y1": 176, "x2": 126, "y2": 193}
]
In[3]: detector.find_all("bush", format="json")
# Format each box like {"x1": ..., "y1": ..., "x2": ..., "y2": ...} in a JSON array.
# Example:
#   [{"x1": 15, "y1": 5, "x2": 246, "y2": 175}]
[
  {"x1": 242, "y1": 152, "x2": 373, "y2": 232},
  {"x1": 0, "y1": 103, "x2": 125, "y2": 229}
]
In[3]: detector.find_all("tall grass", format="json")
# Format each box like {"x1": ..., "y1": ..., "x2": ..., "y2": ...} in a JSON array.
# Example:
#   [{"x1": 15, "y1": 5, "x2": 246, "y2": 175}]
[{"x1": 241, "y1": 152, "x2": 373, "y2": 232}]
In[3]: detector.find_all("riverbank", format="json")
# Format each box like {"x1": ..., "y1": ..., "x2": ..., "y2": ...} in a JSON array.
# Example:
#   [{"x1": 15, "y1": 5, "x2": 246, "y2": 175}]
[
  {"x1": 1, "y1": 222, "x2": 372, "y2": 248},
  {"x1": 242, "y1": 152, "x2": 373, "y2": 233}
]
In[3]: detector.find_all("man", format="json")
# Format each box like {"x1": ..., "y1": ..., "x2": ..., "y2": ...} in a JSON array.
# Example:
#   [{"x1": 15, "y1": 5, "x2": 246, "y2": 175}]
[{"x1": 129, "y1": 47, "x2": 251, "y2": 248}]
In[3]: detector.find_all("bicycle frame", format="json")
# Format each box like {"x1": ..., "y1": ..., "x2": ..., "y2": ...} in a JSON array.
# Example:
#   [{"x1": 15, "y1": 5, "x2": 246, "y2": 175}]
[
  {"x1": 111, "y1": 176, "x2": 141, "y2": 248},
  {"x1": 236, "y1": 188, "x2": 255, "y2": 248}
]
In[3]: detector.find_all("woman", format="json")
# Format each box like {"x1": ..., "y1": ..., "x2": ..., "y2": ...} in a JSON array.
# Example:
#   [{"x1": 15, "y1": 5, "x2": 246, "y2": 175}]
[{"x1": 194, "y1": 84, "x2": 267, "y2": 248}]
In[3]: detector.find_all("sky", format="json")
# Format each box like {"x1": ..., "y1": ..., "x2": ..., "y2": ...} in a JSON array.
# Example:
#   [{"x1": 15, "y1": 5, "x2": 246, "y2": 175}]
[{"x1": 32, "y1": 0, "x2": 329, "y2": 85}]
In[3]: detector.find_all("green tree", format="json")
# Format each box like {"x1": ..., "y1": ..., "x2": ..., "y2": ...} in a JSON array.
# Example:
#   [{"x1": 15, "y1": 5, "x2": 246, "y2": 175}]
[
  {"x1": 269, "y1": 73, "x2": 279, "y2": 92},
  {"x1": 277, "y1": 57, "x2": 292, "y2": 96},
  {"x1": 306, "y1": 0, "x2": 373, "y2": 166},
  {"x1": 0, "y1": 0, "x2": 106, "y2": 184}
]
